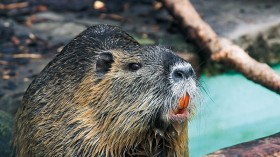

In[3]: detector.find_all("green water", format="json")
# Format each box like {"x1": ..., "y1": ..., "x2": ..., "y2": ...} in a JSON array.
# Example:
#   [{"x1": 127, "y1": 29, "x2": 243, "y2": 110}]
[{"x1": 189, "y1": 65, "x2": 280, "y2": 157}]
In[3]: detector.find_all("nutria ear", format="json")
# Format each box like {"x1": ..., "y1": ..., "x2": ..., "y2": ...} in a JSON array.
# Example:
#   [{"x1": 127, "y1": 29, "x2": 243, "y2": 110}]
[{"x1": 96, "y1": 52, "x2": 114, "y2": 77}]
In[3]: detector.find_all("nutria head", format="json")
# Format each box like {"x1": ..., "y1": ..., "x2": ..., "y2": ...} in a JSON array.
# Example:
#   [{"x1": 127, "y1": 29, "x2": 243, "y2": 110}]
[{"x1": 14, "y1": 25, "x2": 199, "y2": 157}]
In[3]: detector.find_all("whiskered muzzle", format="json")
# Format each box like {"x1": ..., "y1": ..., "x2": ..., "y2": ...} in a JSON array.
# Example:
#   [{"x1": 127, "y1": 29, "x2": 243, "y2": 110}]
[{"x1": 164, "y1": 62, "x2": 200, "y2": 123}]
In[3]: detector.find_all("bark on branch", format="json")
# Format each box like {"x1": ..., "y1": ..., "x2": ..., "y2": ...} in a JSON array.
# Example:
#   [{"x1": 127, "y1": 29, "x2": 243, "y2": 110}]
[
  {"x1": 205, "y1": 132, "x2": 280, "y2": 156},
  {"x1": 160, "y1": 0, "x2": 280, "y2": 94},
  {"x1": 0, "y1": 2, "x2": 29, "y2": 10}
]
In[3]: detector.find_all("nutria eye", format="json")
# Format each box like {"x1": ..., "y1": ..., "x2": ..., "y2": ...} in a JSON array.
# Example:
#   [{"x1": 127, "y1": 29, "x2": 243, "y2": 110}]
[{"x1": 128, "y1": 63, "x2": 142, "y2": 71}]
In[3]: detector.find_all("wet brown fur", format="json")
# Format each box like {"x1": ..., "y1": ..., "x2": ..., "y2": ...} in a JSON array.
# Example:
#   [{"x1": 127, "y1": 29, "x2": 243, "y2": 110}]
[{"x1": 13, "y1": 25, "x2": 196, "y2": 157}]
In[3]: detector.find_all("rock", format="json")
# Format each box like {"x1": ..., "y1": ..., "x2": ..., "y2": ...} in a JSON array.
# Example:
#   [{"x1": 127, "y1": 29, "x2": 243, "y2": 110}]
[
  {"x1": 0, "y1": 90, "x2": 4, "y2": 98},
  {"x1": 191, "y1": 0, "x2": 280, "y2": 39},
  {"x1": 190, "y1": 0, "x2": 280, "y2": 69},
  {"x1": 130, "y1": 4, "x2": 153, "y2": 17},
  {"x1": 34, "y1": 12, "x2": 65, "y2": 21},
  {"x1": 0, "y1": 93, "x2": 23, "y2": 115},
  {"x1": 32, "y1": 20, "x2": 86, "y2": 44},
  {"x1": 3, "y1": 81, "x2": 17, "y2": 90},
  {"x1": 0, "y1": 58, "x2": 52, "y2": 115},
  {"x1": 0, "y1": 20, "x2": 14, "y2": 44},
  {"x1": 0, "y1": 110, "x2": 13, "y2": 157},
  {"x1": 234, "y1": 24, "x2": 280, "y2": 65},
  {"x1": 38, "y1": 0, "x2": 93, "y2": 12},
  {"x1": 1, "y1": 44, "x2": 19, "y2": 54},
  {"x1": 102, "y1": 0, "x2": 126, "y2": 13}
]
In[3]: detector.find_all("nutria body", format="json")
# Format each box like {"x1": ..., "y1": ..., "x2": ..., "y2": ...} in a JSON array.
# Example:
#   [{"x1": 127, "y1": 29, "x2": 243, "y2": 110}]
[{"x1": 13, "y1": 25, "x2": 198, "y2": 157}]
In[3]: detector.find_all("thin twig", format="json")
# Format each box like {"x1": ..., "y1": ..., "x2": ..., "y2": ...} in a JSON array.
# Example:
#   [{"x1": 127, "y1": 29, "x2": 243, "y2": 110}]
[
  {"x1": 0, "y1": 2, "x2": 29, "y2": 10},
  {"x1": 13, "y1": 53, "x2": 42, "y2": 59}
]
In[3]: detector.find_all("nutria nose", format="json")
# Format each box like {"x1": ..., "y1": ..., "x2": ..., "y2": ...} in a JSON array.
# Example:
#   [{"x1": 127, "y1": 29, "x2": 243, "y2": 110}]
[{"x1": 171, "y1": 64, "x2": 194, "y2": 82}]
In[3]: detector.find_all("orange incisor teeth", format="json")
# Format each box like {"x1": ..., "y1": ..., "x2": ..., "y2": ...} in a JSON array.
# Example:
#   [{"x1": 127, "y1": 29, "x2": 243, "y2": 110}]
[{"x1": 178, "y1": 94, "x2": 190, "y2": 109}]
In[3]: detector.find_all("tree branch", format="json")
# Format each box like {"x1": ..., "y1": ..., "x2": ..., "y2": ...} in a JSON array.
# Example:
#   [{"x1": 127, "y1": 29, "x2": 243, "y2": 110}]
[
  {"x1": 205, "y1": 132, "x2": 280, "y2": 156},
  {"x1": 160, "y1": 0, "x2": 280, "y2": 94}
]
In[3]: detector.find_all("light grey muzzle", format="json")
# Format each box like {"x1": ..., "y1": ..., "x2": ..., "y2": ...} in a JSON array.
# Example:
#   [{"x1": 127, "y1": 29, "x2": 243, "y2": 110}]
[{"x1": 171, "y1": 63, "x2": 194, "y2": 83}]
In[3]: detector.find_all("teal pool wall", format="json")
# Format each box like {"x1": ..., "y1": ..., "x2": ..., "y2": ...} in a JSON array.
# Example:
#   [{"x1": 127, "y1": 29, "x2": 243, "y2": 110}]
[{"x1": 189, "y1": 65, "x2": 280, "y2": 157}]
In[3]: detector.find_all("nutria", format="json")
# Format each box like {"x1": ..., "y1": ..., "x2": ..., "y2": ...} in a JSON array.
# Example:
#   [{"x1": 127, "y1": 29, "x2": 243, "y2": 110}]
[{"x1": 13, "y1": 24, "x2": 199, "y2": 157}]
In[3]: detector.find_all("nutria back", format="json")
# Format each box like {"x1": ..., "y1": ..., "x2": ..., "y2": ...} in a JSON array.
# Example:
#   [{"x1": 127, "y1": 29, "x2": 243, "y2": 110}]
[{"x1": 13, "y1": 24, "x2": 199, "y2": 157}]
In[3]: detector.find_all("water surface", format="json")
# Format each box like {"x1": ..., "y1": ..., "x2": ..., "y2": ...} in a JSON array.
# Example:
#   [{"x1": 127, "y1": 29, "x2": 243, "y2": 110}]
[{"x1": 189, "y1": 65, "x2": 280, "y2": 157}]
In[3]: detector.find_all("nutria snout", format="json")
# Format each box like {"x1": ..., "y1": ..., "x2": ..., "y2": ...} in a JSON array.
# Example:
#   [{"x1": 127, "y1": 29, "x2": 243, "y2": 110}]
[{"x1": 13, "y1": 24, "x2": 199, "y2": 157}]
